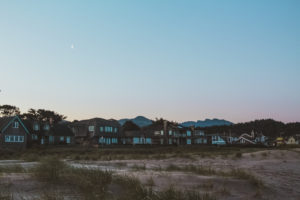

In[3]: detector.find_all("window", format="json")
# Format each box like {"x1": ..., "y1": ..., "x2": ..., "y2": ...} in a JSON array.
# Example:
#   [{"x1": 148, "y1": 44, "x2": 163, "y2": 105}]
[
  {"x1": 186, "y1": 130, "x2": 191, "y2": 137},
  {"x1": 160, "y1": 130, "x2": 164, "y2": 135},
  {"x1": 106, "y1": 138, "x2": 111, "y2": 145},
  {"x1": 13, "y1": 121, "x2": 19, "y2": 128},
  {"x1": 66, "y1": 136, "x2": 71, "y2": 144},
  {"x1": 160, "y1": 138, "x2": 164, "y2": 144},
  {"x1": 105, "y1": 126, "x2": 113, "y2": 132},
  {"x1": 133, "y1": 137, "x2": 140, "y2": 144},
  {"x1": 195, "y1": 138, "x2": 202, "y2": 144},
  {"x1": 99, "y1": 137, "x2": 104, "y2": 144},
  {"x1": 169, "y1": 130, "x2": 172, "y2": 136},
  {"x1": 4, "y1": 135, "x2": 24, "y2": 142},
  {"x1": 60, "y1": 136, "x2": 64, "y2": 142},
  {"x1": 146, "y1": 138, "x2": 152, "y2": 144},
  {"x1": 100, "y1": 127, "x2": 104, "y2": 132},
  {"x1": 212, "y1": 136, "x2": 216, "y2": 141},
  {"x1": 49, "y1": 136, "x2": 54, "y2": 144},
  {"x1": 43, "y1": 124, "x2": 50, "y2": 131},
  {"x1": 187, "y1": 139, "x2": 192, "y2": 145},
  {"x1": 32, "y1": 134, "x2": 38, "y2": 140},
  {"x1": 114, "y1": 128, "x2": 118, "y2": 133},
  {"x1": 88, "y1": 126, "x2": 95, "y2": 132},
  {"x1": 112, "y1": 138, "x2": 118, "y2": 144},
  {"x1": 169, "y1": 138, "x2": 172, "y2": 145},
  {"x1": 33, "y1": 124, "x2": 39, "y2": 131}
]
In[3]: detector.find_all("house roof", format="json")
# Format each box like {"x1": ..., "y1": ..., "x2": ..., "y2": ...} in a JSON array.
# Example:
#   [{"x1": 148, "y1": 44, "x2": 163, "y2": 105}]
[
  {"x1": 48, "y1": 124, "x2": 74, "y2": 136},
  {"x1": 71, "y1": 118, "x2": 121, "y2": 127},
  {"x1": 236, "y1": 137, "x2": 256, "y2": 144},
  {"x1": 0, "y1": 116, "x2": 30, "y2": 134},
  {"x1": 239, "y1": 133, "x2": 254, "y2": 141},
  {"x1": 0, "y1": 116, "x2": 15, "y2": 131},
  {"x1": 123, "y1": 130, "x2": 154, "y2": 137},
  {"x1": 143, "y1": 120, "x2": 186, "y2": 131}
]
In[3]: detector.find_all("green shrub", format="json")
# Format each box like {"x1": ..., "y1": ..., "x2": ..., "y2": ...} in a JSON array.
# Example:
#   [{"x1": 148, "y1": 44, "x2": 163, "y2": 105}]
[
  {"x1": 235, "y1": 152, "x2": 242, "y2": 158},
  {"x1": 0, "y1": 164, "x2": 25, "y2": 174},
  {"x1": 32, "y1": 156, "x2": 67, "y2": 182}
]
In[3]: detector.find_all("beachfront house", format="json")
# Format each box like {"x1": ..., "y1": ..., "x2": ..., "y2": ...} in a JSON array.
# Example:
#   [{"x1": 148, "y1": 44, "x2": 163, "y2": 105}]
[{"x1": 0, "y1": 116, "x2": 30, "y2": 149}]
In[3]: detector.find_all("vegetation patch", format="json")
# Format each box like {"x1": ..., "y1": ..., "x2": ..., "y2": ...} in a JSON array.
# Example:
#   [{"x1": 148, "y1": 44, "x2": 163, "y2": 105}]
[
  {"x1": 113, "y1": 175, "x2": 216, "y2": 200},
  {"x1": 0, "y1": 164, "x2": 25, "y2": 174},
  {"x1": 0, "y1": 146, "x2": 269, "y2": 161},
  {"x1": 0, "y1": 184, "x2": 12, "y2": 200},
  {"x1": 161, "y1": 164, "x2": 263, "y2": 188}
]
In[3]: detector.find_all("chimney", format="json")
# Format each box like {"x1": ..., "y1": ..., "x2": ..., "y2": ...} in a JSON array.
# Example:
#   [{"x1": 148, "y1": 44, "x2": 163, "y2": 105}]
[
  {"x1": 163, "y1": 120, "x2": 168, "y2": 144},
  {"x1": 49, "y1": 117, "x2": 54, "y2": 126}
]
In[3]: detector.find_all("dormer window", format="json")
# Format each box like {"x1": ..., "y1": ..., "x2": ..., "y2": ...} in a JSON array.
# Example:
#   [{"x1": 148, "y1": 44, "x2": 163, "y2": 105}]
[
  {"x1": 44, "y1": 124, "x2": 50, "y2": 131},
  {"x1": 13, "y1": 121, "x2": 19, "y2": 128}
]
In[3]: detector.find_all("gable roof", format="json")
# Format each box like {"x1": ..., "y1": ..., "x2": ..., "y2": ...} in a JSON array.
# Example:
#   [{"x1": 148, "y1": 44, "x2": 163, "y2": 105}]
[
  {"x1": 0, "y1": 116, "x2": 14, "y2": 131},
  {"x1": 236, "y1": 136, "x2": 256, "y2": 144},
  {"x1": 71, "y1": 118, "x2": 121, "y2": 127},
  {"x1": 48, "y1": 124, "x2": 74, "y2": 136},
  {"x1": 0, "y1": 116, "x2": 30, "y2": 134}
]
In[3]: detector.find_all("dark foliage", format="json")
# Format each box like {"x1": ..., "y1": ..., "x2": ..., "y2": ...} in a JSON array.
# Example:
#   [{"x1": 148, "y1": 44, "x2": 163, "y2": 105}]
[
  {"x1": 203, "y1": 119, "x2": 300, "y2": 138},
  {"x1": 0, "y1": 104, "x2": 20, "y2": 117},
  {"x1": 21, "y1": 108, "x2": 66, "y2": 124}
]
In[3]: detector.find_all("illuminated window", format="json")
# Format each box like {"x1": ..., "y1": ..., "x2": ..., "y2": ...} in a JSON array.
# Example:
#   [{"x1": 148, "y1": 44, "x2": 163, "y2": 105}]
[{"x1": 13, "y1": 121, "x2": 19, "y2": 128}]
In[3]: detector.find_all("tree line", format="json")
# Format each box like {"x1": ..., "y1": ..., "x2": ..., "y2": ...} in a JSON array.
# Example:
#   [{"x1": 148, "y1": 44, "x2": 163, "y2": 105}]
[
  {"x1": 202, "y1": 119, "x2": 300, "y2": 138},
  {"x1": 0, "y1": 104, "x2": 66, "y2": 124}
]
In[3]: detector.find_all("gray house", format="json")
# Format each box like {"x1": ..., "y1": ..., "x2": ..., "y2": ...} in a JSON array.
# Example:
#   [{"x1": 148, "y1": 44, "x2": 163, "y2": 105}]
[
  {"x1": 70, "y1": 118, "x2": 121, "y2": 145},
  {"x1": 0, "y1": 116, "x2": 30, "y2": 149}
]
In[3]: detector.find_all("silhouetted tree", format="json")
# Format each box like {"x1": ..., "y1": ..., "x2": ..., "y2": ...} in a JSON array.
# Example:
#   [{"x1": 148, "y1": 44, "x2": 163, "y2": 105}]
[
  {"x1": 0, "y1": 105, "x2": 20, "y2": 117},
  {"x1": 22, "y1": 108, "x2": 66, "y2": 124}
]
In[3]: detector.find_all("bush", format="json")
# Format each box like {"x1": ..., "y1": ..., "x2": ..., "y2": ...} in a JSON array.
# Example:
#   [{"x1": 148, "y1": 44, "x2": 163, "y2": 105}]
[
  {"x1": 235, "y1": 152, "x2": 242, "y2": 158},
  {"x1": 32, "y1": 156, "x2": 67, "y2": 182}
]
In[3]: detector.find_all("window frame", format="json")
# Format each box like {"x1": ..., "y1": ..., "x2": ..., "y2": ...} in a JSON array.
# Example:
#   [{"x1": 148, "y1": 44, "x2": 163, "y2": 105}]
[{"x1": 13, "y1": 121, "x2": 19, "y2": 128}]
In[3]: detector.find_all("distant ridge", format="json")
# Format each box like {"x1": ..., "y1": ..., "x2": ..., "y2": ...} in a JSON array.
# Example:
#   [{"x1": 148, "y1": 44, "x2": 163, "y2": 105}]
[
  {"x1": 118, "y1": 116, "x2": 233, "y2": 128},
  {"x1": 180, "y1": 119, "x2": 233, "y2": 128},
  {"x1": 118, "y1": 116, "x2": 153, "y2": 127}
]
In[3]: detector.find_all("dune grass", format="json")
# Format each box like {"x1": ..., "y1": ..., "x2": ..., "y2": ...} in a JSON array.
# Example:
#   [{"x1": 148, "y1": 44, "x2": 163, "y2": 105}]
[
  {"x1": 0, "y1": 164, "x2": 25, "y2": 174},
  {"x1": 163, "y1": 164, "x2": 263, "y2": 188},
  {"x1": 0, "y1": 146, "x2": 270, "y2": 162},
  {"x1": 30, "y1": 157, "x2": 217, "y2": 200},
  {"x1": 0, "y1": 184, "x2": 12, "y2": 200}
]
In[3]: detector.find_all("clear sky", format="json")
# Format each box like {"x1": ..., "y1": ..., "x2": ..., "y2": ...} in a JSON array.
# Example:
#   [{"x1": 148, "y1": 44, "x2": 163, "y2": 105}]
[{"x1": 0, "y1": 0, "x2": 299, "y2": 123}]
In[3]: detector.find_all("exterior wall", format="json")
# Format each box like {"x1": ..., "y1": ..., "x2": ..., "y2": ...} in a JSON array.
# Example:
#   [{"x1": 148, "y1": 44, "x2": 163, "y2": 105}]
[
  {"x1": 193, "y1": 137, "x2": 207, "y2": 144},
  {"x1": 98, "y1": 136, "x2": 119, "y2": 145},
  {"x1": 70, "y1": 119, "x2": 122, "y2": 145},
  {"x1": 211, "y1": 136, "x2": 226, "y2": 145},
  {"x1": 286, "y1": 137, "x2": 297, "y2": 145},
  {"x1": 71, "y1": 126, "x2": 88, "y2": 137},
  {"x1": 0, "y1": 119, "x2": 28, "y2": 149}
]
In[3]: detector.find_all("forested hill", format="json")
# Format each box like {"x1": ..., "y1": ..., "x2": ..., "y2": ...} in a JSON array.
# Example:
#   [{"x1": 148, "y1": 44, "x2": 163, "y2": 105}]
[{"x1": 202, "y1": 119, "x2": 300, "y2": 138}]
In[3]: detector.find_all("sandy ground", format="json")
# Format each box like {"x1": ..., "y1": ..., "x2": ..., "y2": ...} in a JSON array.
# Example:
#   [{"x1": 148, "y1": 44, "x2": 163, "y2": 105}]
[{"x1": 1, "y1": 149, "x2": 300, "y2": 200}]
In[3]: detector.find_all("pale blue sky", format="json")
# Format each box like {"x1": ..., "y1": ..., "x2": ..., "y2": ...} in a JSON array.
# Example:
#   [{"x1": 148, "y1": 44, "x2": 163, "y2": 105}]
[{"x1": 0, "y1": 0, "x2": 299, "y2": 123}]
